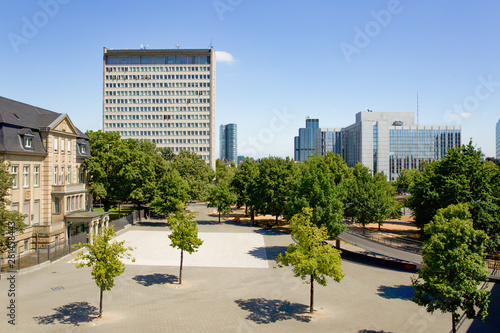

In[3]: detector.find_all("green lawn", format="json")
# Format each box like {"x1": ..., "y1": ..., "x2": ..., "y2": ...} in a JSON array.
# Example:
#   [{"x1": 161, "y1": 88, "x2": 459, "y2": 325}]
[{"x1": 93, "y1": 207, "x2": 135, "y2": 221}]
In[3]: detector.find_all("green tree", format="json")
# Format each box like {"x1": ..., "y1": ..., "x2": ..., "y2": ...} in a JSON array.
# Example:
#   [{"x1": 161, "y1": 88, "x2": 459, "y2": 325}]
[
  {"x1": 151, "y1": 168, "x2": 190, "y2": 216},
  {"x1": 82, "y1": 130, "x2": 122, "y2": 211},
  {"x1": 394, "y1": 168, "x2": 421, "y2": 193},
  {"x1": 215, "y1": 159, "x2": 236, "y2": 183},
  {"x1": 172, "y1": 150, "x2": 214, "y2": 200},
  {"x1": 411, "y1": 203, "x2": 490, "y2": 333},
  {"x1": 344, "y1": 163, "x2": 397, "y2": 231},
  {"x1": 248, "y1": 157, "x2": 294, "y2": 224},
  {"x1": 231, "y1": 157, "x2": 259, "y2": 215},
  {"x1": 159, "y1": 147, "x2": 175, "y2": 162},
  {"x1": 286, "y1": 154, "x2": 346, "y2": 237},
  {"x1": 0, "y1": 159, "x2": 25, "y2": 254},
  {"x1": 73, "y1": 225, "x2": 135, "y2": 318},
  {"x1": 276, "y1": 208, "x2": 344, "y2": 313},
  {"x1": 206, "y1": 180, "x2": 238, "y2": 223},
  {"x1": 407, "y1": 142, "x2": 500, "y2": 250},
  {"x1": 168, "y1": 209, "x2": 203, "y2": 284}
]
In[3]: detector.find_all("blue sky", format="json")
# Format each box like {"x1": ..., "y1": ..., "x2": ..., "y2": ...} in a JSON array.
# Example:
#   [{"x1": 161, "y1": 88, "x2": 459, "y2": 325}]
[{"x1": 1, "y1": 0, "x2": 499, "y2": 158}]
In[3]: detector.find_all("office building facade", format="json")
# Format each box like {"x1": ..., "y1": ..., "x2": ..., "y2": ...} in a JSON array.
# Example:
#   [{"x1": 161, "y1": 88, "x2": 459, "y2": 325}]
[
  {"x1": 293, "y1": 111, "x2": 461, "y2": 180},
  {"x1": 342, "y1": 111, "x2": 461, "y2": 180},
  {"x1": 294, "y1": 118, "x2": 320, "y2": 161},
  {"x1": 102, "y1": 47, "x2": 216, "y2": 169},
  {"x1": 219, "y1": 123, "x2": 237, "y2": 163}
]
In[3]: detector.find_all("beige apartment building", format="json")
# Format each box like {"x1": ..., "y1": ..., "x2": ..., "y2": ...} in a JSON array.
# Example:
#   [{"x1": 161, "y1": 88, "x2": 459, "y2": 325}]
[
  {"x1": 0, "y1": 97, "x2": 107, "y2": 258},
  {"x1": 102, "y1": 47, "x2": 217, "y2": 169}
]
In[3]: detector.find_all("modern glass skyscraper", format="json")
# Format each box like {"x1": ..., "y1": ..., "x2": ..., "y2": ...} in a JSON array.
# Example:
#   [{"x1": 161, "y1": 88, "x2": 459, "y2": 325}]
[
  {"x1": 102, "y1": 47, "x2": 216, "y2": 169},
  {"x1": 496, "y1": 119, "x2": 500, "y2": 159},
  {"x1": 294, "y1": 118, "x2": 319, "y2": 161},
  {"x1": 220, "y1": 123, "x2": 237, "y2": 163}
]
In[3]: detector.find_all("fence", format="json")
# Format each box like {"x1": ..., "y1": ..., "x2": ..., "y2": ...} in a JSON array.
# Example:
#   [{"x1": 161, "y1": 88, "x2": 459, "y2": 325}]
[
  {"x1": 1, "y1": 209, "x2": 143, "y2": 274},
  {"x1": 343, "y1": 221, "x2": 423, "y2": 254}
]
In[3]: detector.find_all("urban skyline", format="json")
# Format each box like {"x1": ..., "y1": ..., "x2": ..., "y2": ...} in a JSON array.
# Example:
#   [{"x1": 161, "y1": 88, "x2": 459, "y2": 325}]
[{"x1": 1, "y1": 1, "x2": 499, "y2": 159}]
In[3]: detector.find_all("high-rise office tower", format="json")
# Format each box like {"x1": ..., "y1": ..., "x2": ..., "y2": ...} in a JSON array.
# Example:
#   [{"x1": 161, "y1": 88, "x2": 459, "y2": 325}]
[
  {"x1": 219, "y1": 123, "x2": 237, "y2": 163},
  {"x1": 102, "y1": 47, "x2": 216, "y2": 169},
  {"x1": 294, "y1": 117, "x2": 319, "y2": 161}
]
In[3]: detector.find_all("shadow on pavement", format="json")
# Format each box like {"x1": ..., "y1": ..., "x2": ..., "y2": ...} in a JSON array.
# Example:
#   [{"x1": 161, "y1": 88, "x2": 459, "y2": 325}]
[
  {"x1": 135, "y1": 221, "x2": 169, "y2": 227},
  {"x1": 248, "y1": 246, "x2": 288, "y2": 261},
  {"x1": 235, "y1": 298, "x2": 310, "y2": 324},
  {"x1": 466, "y1": 282, "x2": 500, "y2": 332},
  {"x1": 376, "y1": 285, "x2": 415, "y2": 301},
  {"x1": 34, "y1": 301, "x2": 98, "y2": 326},
  {"x1": 358, "y1": 330, "x2": 392, "y2": 333},
  {"x1": 196, "y1": 220, "x2": 220, "y2": 225},
  {"x1": 132, "y1": 273, "x2": 178, "y2": 286},
  {"x1": 253, "y1": 228, "x2": 285, "y2": 236}
]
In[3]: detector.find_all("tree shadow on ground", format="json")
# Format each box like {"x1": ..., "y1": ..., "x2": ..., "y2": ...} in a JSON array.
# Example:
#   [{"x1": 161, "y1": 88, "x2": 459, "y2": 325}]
[
  {"x1": 248, "y1": 246, "x2": 288, "y2": 261},
  {"x1": 358, "y1": 330, "x2": 393, "y2": 333},
  {"x1": 466, "y1": 282, "x2": 500, "y2": 332},
  {"x1": 377, "y1": 285, "x2": 414, "y2": 301},
  {"x1": 252, "y1": 228, "x2": 285, "y2": 236},
  {"x1": 135, "y1": 221, "x2": 169, "y2": 227},
  {"x1": 132, "y1": 273, "x2": 178, "y2": 286},
  {"x1": 235, "y1": 298, "x2": 310, "y2": 324},
  {"x1": 196, "y1": 219, "x2": 219, "y2": 225},
  {"x1": 33, "y1": 301, "x2": 98, "y2": 326}
]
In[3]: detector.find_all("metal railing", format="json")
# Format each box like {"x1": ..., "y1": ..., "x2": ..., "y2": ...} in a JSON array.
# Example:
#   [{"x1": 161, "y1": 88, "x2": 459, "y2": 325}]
[{"x1": 342, "y1": 221, "x2": 423, "y2": 254}]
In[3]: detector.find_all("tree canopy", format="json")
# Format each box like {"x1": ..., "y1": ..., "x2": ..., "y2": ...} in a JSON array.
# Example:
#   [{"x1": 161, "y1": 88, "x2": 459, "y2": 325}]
[
  {"x1": 73, "y1": 225, "x2": 135, "y2": 318},
  {"x1": 276, "y1": 208, "x2": 344, "y2": 313},
  {"x1": 206, "y1": 180, "x2": 237, "y2": 223},
  {"x1": 150, "y1": 168, "x2": 189, "y2": 216},
  {"x1": 286, "y1": 154, "x2": 346, "y2": 237},
  {"x1": 168, "y1": 209, "x2": 203, "y2": 284},
  {"x1": 172, "y1": 150, "x2": 214, "y2": 200},
  {"x1": 407, "y1": 142, "x2": 500, "y2": 251},
  {"x1": 411, "y1": 203, "x2": 490, "y2": 333}
]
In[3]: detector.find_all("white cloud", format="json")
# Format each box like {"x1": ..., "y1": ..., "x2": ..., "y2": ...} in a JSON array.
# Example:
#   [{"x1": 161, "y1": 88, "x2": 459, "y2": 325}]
[
  {"x1": 446, "y1": 112, "x2": 473, "y2": 118},
  {"x1": 215, "y1": 51, "x2": 236, "y2": 63}
]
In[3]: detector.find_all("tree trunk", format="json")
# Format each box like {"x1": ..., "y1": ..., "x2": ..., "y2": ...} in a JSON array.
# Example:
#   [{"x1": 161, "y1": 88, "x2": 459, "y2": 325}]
[
  {"x1": 99, "y1": 289, "x2": 103, "y2": 318},
  {"x1": 245, "y1": 204, "x2": 248, "y2": 215},
  {"x1": 310, "y1": 275, "x2": 314, "y2": 313},
  {"x1": 218, "y1": 211, "x2": 221, "y2": 224},
  {"x1": 179, "y1": 249, "x2": 184, "y2": 284},
  {"x1": 452, "y1": 312, "x2": 457, "y2": 333},
  {"x1": 276, "y1": 214, "x2": 279, "y2": 225},
  {"x1": 378, "y1": 223, "x2": 381, "y2": 231}
]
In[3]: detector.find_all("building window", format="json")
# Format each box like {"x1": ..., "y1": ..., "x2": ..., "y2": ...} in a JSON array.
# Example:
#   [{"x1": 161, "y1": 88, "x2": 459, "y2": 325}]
[
  {"x1": 60, "y1": 165, "x2": 64, "y2": 185},
  {"x1": 66, "y1": 197, "x2": 70, "y2": 212},
  {"x1": 11, "y1": 165, "x2": 18, "y2": 188},
  {"x1": 25, "y1": 137, "x2": 33, "y2": 148},
  {"x1": 79, "y1": 167, "x2": 84, "y2": 183},
  {"x1": 34, "y1": 165, "x2": 39, "y2": 187},
  {"x1": 54, "y1": 137, "x2": 58, "y2": 153},
  {"x1": 54, "y1": 166, "x2": 58, "y2": 185},
  {"x1": 23, "y1": 165, "x2": 29, "y2": 187},
  {"x1": 81, "y1": 145, "x2": 87, "y2": 154},
  {"x1": 24, "y1": 239, "x2": 28, "y2": 251},
  {"x1": 54, "y1": 197, "x2": 60, "y2": 214},
  {"x1": 67, "y1": 139, "x2": 71, "y2": 154},
  {"x1": 67, "y1": 166, "x2": 70, "y2": 184}
]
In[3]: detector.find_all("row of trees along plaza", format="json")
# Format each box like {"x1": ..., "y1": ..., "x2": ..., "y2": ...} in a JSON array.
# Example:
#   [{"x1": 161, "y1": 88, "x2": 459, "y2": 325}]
[{"x1": 1, "y1": 130, "x2": 498, "y2": 331}]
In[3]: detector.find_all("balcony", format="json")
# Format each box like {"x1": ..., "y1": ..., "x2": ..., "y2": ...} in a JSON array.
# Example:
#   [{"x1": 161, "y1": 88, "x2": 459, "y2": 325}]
[{"x1": 51, "y1": 183, "x2": 87, "y2": 194}]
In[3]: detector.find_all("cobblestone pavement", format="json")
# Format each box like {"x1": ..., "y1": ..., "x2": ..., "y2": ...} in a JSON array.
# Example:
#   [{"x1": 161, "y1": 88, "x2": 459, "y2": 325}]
[{"x1": 0, "y1": 203, "x2": 496, "y2": 332}]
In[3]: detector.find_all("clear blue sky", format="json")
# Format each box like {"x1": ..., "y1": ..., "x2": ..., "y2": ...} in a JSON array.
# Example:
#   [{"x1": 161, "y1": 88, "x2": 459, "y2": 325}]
[{"x1": 1, "y1": 0, "x2": 499, "y2": 158}]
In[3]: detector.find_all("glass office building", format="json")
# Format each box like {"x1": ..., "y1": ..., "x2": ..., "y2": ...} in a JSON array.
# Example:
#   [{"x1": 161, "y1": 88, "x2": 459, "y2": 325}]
[
  {"x1": 102, "y1": 47, "x2": 216, "y2": 169},
  {"x1": 294, "y1": 118, "x2": 319, "y2": 161},
  {"x1": 342, "y1": 111, "x2": 461, "y2": 180},
  {"x1": 220, "y1": 123, "x2": 237, "y2": 163}
]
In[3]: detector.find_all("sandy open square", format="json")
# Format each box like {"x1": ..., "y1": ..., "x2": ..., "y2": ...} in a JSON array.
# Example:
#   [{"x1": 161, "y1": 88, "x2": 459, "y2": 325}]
[{"x1": 113, "y1": 230, "x2": 269, "y2": 268}]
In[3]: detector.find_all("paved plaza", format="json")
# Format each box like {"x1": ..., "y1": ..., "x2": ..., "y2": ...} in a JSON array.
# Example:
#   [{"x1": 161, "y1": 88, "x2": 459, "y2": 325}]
[{"x1": 1, "y1": 203, "x2": 498, "y2": 332}]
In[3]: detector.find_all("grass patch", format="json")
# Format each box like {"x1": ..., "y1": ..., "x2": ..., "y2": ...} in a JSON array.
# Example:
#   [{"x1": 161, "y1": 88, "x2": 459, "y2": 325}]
[{"x1": 94, "y1": 207, "x2": 135, "y2": 221}]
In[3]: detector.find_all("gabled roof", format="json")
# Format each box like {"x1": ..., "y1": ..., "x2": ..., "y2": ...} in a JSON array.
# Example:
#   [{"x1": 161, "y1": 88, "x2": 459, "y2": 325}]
[{"x1": 0, "y1": 96, "x2": 60, "y2": 129}]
